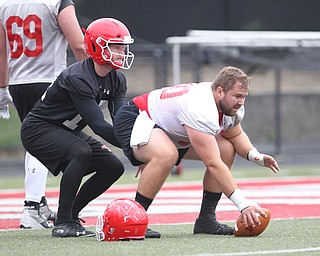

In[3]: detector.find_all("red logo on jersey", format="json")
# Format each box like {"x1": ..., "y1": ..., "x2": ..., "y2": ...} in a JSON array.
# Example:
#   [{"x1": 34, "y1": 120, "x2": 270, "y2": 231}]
[{"x1": 159, "y1": 84, "x2": 193, "y2": 99}]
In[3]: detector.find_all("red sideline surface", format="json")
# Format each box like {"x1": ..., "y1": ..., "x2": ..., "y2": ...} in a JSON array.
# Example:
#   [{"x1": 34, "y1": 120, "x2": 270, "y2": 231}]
[{"x1": 0, "y1": 177, "x2": 319, "y2": 230}]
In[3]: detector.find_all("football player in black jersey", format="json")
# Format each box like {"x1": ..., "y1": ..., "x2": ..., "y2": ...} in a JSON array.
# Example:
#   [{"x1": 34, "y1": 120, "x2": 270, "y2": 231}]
[{"x1": 20, "y1": 18, "x2": 134, "y2": 238}]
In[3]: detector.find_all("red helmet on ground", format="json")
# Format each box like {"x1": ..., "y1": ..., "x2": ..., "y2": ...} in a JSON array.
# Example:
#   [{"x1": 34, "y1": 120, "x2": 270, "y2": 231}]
[
  {"x1": 83, "y1": 18, "x2": 134, "y2": 69},
  {"x1": 96, "y1": 198, "x2": 148, "y2": 241}
]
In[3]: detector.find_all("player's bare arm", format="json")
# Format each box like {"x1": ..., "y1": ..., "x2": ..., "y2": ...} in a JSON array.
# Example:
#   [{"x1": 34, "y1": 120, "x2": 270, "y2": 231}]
[
  {"x1": 0, "y1": 23, "x2": 8, "y2": 87},
  {"x1": 223, "y1": 124, "x2": 280, "y2": 173},
  {"x1": 0, "y1": 23, "x2": 12, "y2": 120},
  {"x1": 185, "y1": 125, "x2": 238, "y2": 196},
  {"x1": 58, "y1": 5, "x2": 87, "y2": 61},
  {"x1": 186, "y1": 125, "x2": 268, "y2": 227}
]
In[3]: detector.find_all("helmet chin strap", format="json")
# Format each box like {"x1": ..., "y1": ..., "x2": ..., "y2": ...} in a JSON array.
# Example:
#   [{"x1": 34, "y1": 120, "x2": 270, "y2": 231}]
[{"x1": 107, "y1": 60, "x2": 121, "y2": 70}]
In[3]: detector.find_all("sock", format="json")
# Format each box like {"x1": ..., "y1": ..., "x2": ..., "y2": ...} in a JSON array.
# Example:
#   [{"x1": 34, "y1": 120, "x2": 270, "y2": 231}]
[
  {"x1": 56, "y1": 199, "x2": 73, "y2": 224},
  {"x1": 24, "y1": 152, "x2": 48, "y2": 203},
  {"x1": 40, "y1": 196, "x2": 47, "y2": 206},
  {"x1": 135, "y1": 192, "x2": 153, "y2": 211},
  {"x1": 198, "y1": 190, "x2": 222, "y2": 219}
]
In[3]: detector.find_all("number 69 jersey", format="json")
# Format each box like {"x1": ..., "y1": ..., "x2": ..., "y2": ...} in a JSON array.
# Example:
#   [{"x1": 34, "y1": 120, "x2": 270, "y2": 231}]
[
  {"x1": 0, "y1": 0, "x2": 71, "y2": 84},
  {"x1": 133, "y1": 82, "x2": 245, "y2": 149}
]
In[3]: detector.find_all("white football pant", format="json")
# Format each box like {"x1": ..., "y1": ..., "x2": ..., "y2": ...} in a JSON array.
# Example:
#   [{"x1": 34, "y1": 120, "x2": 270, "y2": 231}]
[{"x1": 24, "y1": 151, "x2": 48, "y2": 203}]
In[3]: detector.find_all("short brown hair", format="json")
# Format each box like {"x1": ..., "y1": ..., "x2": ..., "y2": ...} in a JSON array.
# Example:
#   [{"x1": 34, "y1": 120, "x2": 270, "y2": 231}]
[{"x1": 212, "y1": 66, "x2": 251, "y2": 92}]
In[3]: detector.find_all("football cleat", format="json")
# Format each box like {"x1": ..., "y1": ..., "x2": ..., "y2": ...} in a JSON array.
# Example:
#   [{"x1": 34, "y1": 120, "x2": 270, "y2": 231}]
[
  {"x1": 193, "y1": 217, "x2": 234, "y2": 235},
  {"x1": 52, "y1": 221, "x2": 95, "y2": 238},
  {"x1": 39, "y1": 197, "x2": 56, "y2": 221},
  {"x1": 20, "y1": 204, "x2": 53, "y2": 229},
  {"x1": 145, "y1": 227, "x2": 161, "y2": 238}
]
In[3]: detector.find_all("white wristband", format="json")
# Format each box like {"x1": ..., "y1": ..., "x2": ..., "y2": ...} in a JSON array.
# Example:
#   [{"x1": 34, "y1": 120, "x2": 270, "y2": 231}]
[
  {"x1": 247, "y1": 148, "x2": 265, "y2": 166},
  {"x1": 229, "y1": 189, "x2": 254, "y2": 212}
]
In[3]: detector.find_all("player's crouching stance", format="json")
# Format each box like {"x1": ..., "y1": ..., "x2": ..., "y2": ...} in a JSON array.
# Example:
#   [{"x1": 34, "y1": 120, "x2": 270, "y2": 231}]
[
  {"x1": 21, "y1": 18, "x2": 135, "y2": 237},
  {"x1": 113, "y1": 66, "x2": 280, "y2": 237}
]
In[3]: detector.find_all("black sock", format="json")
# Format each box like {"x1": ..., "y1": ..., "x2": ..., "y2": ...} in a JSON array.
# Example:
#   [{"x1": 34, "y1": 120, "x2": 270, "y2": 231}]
[
  {"x1": 40, "y1": 196, "x2": 47, "y2": 205},
  {"x1": 24, "y1": 200, "x2": 39, "y2": 207},
  {"x1": 56, "y1": 199, "x2": 73, "y2": 224},
  {"x1": 135, "y1": 192, "x2": 153, "y2": 211},
  {"x1": 198, "y1": 190, "x2": 222, "y2": 219}
]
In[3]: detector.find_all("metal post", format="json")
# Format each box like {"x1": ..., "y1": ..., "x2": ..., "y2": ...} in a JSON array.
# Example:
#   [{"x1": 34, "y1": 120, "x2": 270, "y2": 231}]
[
  {"x1": 172, "y1": 43, "x2": 181, "y2": 85},
  {"x1": 275, "y1": 68, "x2": 282, "y2": 155}
]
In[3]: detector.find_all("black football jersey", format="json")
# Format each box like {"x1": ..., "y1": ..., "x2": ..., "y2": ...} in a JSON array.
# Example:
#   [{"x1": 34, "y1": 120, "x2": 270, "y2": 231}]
[{"x1": 25, "y1": 58, "x2": 127, "y2": 147}]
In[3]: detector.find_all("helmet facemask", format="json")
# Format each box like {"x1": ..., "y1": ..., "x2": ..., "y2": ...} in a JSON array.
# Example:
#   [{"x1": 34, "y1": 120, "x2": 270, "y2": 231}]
[
  {"x1": 96, "y1": 215, "x2": 105, "y2": 241},
  {"x1": 96, "y1": 37, "x2": 134, "y2": 70}
]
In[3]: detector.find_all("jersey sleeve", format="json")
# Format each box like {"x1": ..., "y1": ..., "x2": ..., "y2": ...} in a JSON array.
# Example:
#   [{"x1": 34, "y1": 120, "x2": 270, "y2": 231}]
[
  {"x1": 59, "y1": 0, "x2": 75, "y2": 13},
  {"x1": 178, "y1": 85, "x2": 220, "y2": 136},
  {"x1": 70, "y1": 92, "x2": 121, "y2": 147},
  {"x1": 58, "y1": 73, "x2": 97, "y2": 99},
  {"x1": 179, "y1": 110, "x2": 220, "y2": 136},
  {"x1": 233, "y1": 106, "x2": 245, "y2": 127}
]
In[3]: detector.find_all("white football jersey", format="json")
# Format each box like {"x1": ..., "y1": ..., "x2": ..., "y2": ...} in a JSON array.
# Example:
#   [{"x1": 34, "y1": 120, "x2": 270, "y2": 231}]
[
  {"x1": 134, "y1": 82, "x2": 245, "y2": 148},
  {"x1": 0, "y1": 0, "x2": 69, "y2": 84}
]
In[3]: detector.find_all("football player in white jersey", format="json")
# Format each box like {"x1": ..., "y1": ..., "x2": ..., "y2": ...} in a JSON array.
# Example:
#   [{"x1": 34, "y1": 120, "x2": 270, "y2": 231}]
[
  {"x1": 114, "y1": 66, "x2": 280, "y2": 237},
  {"x1": 0, "y1": 0, "x2": 87, "y2": 229}
]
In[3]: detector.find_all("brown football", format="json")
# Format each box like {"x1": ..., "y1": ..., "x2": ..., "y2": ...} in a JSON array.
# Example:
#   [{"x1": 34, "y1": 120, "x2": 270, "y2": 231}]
[{"x1": 234, "y1": 208, "x2": 271, "y2": 237}]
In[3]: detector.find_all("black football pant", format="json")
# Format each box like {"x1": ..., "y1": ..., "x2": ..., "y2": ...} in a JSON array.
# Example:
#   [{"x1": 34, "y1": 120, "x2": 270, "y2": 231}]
[{"x1": 58, "y1": 139, "x2": 124, "y2": 221}]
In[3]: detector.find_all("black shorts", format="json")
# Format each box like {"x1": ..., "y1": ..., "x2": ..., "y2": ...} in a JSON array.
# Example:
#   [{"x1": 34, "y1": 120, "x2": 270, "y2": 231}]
[
  {"x1": 9, "y1": 83, "x2": 50, "y2": 122},
  {"x1": 113, "y1": 101, "x2": 188, "y2": 166},
  {"x1": 21, "y1": 117, "x2": 117, "y2": 176}
]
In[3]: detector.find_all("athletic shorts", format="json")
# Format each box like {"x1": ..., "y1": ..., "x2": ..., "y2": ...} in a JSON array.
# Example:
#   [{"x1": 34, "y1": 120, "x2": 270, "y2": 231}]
[
  {"x1": 113, "y1": 101, "x2": 188, "y2": 166},
  {"x1": 21, "y1": 117, "x2": 117, "y2": 176},
  {"x1": 9, "y1": 83, "x2": 50, "y2": 122}
]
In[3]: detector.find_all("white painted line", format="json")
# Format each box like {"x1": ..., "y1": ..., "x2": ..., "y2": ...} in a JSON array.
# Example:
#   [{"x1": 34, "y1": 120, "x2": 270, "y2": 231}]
[{"x1": 192, "y1": 247, "x2": 320, "y2": 255}]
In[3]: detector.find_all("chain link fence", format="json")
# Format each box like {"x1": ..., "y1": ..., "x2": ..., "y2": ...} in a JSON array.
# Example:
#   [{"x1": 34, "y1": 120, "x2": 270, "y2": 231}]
[{"x1": 1, "y1": 44, "x2": 320, "y2": 165}]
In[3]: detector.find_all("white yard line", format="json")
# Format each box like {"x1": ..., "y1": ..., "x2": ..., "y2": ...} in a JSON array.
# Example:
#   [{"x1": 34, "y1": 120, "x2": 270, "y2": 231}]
[{"x1": 192, "y1": 247, "x2": 320, "y2": 255}]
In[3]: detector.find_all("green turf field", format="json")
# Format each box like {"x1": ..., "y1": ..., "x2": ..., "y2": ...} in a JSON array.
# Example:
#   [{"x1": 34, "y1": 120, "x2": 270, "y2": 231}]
[
  {"x1": 1, "y1": 219, "x2": 320, "y2": 256},
  {"x1": 1, "y1": 164, "x2": 320, "y2": 190},
  {"x1": 0, "y1": 166, "x2": 319, "y2": 255}
]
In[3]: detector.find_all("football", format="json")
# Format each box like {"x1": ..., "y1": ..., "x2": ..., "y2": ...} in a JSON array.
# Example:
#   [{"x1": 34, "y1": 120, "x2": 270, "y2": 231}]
[{"x1": 234, "y1": 208, "x2": 271, "y2": 237}]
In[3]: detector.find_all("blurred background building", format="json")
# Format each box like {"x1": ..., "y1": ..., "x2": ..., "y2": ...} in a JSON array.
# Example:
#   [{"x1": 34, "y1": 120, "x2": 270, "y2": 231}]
[{"x1": 1, "y1": 0, "x2": 320, "y2": 172}]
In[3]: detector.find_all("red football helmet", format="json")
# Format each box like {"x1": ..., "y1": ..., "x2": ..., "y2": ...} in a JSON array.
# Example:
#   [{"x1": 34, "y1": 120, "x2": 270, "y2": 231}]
[
  {"x1": 83, "y1": 18, "x2": 134, "y2": 69},
  {"x1": 96, "y1": 198, "x2": 148, "y2": 241}
]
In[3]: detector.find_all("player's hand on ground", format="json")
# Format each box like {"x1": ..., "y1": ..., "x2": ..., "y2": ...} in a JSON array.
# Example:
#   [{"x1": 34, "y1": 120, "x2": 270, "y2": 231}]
[
  {"x1": 241, "y1": 205, "x2": 267, "y2": 227},
  {"x1": 263, "y1": 155, "x2": 280, "y2": 173}
]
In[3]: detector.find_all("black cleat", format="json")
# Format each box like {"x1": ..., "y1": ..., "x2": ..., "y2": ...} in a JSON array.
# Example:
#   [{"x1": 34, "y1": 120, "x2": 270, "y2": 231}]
[
  {"x1": 193, "y1": 217, "x2": 234, "y2": 235},
  {"x1": 145, "y1": 228, "x2": 161, "y2": 238},
  {"x1": 52, "y1": 221, "x2": 95, "y2": 238}
]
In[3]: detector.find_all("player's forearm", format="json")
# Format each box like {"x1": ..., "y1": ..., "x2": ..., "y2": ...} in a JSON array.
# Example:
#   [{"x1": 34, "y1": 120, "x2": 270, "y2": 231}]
[
  {"x1": 0, "y1": 55, "x2": 8, "y2": 87},
  {"x1": 93, "y1": 123, "x2": 122, "y2": 148},
  {"x1": 205, "y1": 162, "x2": 238, "y2": 197},
  {"x1": 228, "y1": 131, "x2": 255, "y2": 159},
  {"x1": 206, "y1": 163, "x2": 254, "y2": 211}
]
